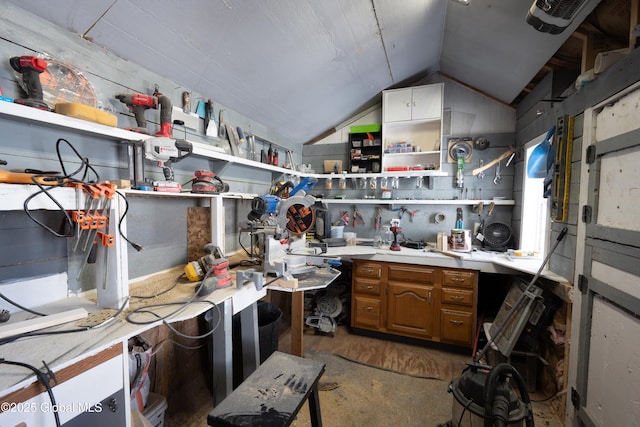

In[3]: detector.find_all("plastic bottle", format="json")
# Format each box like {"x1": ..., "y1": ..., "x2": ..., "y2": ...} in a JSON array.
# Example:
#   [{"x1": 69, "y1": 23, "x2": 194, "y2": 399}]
[{"x1": 325, "y1": 173, "x2": 334, "y2": 190}]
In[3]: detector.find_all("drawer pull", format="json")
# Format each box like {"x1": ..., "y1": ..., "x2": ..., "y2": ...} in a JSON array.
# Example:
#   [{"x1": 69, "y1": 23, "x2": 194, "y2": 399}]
[
  {"x1": 365, "y1": 306, "x2": 374, "y2": 311},
  {"x1": 364, "y1": 285, "x2": 374, "y2": 289},
  {"x1": 450, "y1": 295, "x2": 464, "y2": 301},
  {"x1": 451, "y1": 277, "x2": 465, "y2": 282},
  {"x1": 449, "y1": 320, "x2": 464, "y2": 325},
  {"x1": 362, "y1": 268, "x2": 374, "y2": 274},
  {"x1": 428, "y1": 290, "x2": 432, "y2": 303}
]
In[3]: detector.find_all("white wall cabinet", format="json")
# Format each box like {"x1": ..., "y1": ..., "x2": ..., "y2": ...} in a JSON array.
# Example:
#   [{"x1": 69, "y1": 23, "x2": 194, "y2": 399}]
[
  {"x1": 383, "y1": 84, "x2": 443, "y2": 123},
  {"x1": 382, "y1": 84, "x2": 444, "y2": 173}
]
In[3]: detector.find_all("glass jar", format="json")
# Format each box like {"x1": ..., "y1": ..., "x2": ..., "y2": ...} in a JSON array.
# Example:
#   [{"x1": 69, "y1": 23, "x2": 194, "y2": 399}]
[{"x1": 338, "y1": 171, "x2": 347, "y2": 190}]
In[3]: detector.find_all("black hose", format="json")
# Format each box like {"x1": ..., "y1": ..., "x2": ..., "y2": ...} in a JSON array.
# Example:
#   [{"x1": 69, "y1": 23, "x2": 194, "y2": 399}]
[{"x1": 483, "y1": 363, "x2": 534, "y2": 427}]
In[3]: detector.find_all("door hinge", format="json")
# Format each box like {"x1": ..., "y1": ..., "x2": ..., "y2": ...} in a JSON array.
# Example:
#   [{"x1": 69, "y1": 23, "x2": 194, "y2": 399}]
[
  {"x1": 582, "y1": 205, "x2": 592, "y2": 223},
  {"x1": 571, "y1": 387, "x2": 581, "y2": 408},
  {"x1": 578, "y1": 274, "x2": 588, "y2": 294},
  {"x1": 586, "y1": 145, "x2": 596, "y2": 164}
]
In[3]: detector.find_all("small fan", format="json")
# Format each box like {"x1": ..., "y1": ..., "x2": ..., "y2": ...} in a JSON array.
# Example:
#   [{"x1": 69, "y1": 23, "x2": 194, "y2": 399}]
[{"x1": 482, "y1": 222, "x2": 512, "y2": 251}]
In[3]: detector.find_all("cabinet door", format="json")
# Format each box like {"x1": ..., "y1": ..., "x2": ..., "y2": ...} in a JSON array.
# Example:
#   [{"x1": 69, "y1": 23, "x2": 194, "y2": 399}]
[
  {"x1": 387, "y1": 282, "x2": 434, "y2": 337},
  {"x1": 411, "y1": 84, "x2": 442, "y2": 120},
  {"x1": 383, "y1": 88, "x2": 412, "y2": 123}
]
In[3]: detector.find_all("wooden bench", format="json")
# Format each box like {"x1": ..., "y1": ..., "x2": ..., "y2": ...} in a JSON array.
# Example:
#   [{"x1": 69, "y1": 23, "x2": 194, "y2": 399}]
[{"x1": 208, "y1": 351, "x2": 325, "y2": 427}]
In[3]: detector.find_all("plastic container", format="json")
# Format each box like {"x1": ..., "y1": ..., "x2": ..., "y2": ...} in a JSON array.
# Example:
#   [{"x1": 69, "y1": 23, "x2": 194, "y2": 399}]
[
  {"x1": 338, "y1": 171, "x2": 347, "y2": 189},
  {"x1": 257, "y1": 301, "x2": 282, "y2": 363},
  {"x1": 143, "y1": 392, "x2": 168, "y2": 427}
]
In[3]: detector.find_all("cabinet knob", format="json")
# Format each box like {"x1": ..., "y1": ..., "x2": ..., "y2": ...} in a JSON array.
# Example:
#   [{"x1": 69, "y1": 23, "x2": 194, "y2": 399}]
[
  {"x1": 449, "y1": 319, "x2": 464, "y2": 325},
  {"x1": 405, "y1": 102, "x2": 411, "y2": 108},
  {"x1": 365, "y1": 306, "x2": 374, "y2": 311},
  {"x1": 413, "y1": 101, "x2": 417, "y2": 107},
  {"x1": 428, "y1": 290, "x2": 432, "y2": 303}
]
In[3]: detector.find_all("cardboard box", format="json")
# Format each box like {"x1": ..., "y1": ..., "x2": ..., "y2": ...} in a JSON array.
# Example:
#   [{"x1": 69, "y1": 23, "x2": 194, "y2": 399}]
[{"x1": 324, "y1": 160, "x2": 343, "y2": 173}]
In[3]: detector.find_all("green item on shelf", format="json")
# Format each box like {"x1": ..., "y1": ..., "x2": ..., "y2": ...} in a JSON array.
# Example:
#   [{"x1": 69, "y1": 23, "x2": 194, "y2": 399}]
[{"x1": 349, "y1": 124, "x2": 381, "y2": 133}]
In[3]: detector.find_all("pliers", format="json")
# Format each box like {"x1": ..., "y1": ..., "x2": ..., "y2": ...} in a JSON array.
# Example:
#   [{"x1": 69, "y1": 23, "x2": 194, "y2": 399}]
[
  {"x1": 334, "y1": 210, "x2": 349, "y2": 226},
  {"x1": 352, "y1": 206, "x2": 365, "y2": 227}
]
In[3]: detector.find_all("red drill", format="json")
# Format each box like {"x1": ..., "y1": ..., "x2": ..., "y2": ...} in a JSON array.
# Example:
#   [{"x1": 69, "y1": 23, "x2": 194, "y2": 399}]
[
  {"x1": 9, "y1": 56, "x2": 50, "y2": 111},
  {"x1": 116, "y1": 90, "x2": 172, "y2": 137}
]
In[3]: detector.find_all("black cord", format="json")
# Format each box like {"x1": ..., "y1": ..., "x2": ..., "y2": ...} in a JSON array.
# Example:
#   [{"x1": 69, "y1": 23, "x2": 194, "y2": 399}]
[
  {"x1": 115, "y1": 190, "x2": 143, "y2": 252},
  {"x1": 0, "y1": 359, "x2": 61, "y2": 427},
  {"x1": 0, "y1": 292, "x2": 46, "y2": 317}
]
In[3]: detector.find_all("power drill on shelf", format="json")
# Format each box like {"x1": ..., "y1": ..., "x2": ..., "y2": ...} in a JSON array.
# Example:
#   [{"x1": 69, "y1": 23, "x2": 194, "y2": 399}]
[
  {"x1": 9, "y1": 56, "x2": 51, "y2": 111},
  {"x1": 184, "y1": 244, "x2": 232, "y2": 296},
  {"x1": 116, "y1": 88, "x2": 172, "y2": 137}
]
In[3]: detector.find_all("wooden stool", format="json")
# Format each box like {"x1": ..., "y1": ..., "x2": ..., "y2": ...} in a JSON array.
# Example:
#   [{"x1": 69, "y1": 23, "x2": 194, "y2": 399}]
[{"x1": 208, "y1": 351, "x2": 325, "y2": 427}]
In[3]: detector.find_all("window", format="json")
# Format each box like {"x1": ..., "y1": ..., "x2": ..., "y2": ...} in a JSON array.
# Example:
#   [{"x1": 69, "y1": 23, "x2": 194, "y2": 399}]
[{"x1": 520, "y1": 134, "x2": 550, "y2": 255}]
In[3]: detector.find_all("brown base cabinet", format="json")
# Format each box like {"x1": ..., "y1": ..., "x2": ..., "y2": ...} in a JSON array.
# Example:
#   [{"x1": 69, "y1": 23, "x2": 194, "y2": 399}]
[{"x1": 351, "y1": 259, "x2": 478, "y2": 347}]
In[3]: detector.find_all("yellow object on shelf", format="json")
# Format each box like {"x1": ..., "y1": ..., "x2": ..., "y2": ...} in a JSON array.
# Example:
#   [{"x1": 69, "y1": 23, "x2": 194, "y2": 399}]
[{"x1": 55, "y1": 102, "x2": 117, "y2": 127}]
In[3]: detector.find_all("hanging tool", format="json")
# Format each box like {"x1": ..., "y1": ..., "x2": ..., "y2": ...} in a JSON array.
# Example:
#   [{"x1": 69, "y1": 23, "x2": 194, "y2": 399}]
[
  {"x1": 334, "y1": 211, "x2": 349, "y2": 226},
  {"x1": 455, "y1": 207, "x2": 463, "y2": 229},
  {"x1": 374, "y1": 207, "x2": 382, "y2": 231},
  {"x1": 456, "y1": 156, "x2": 465, "y2": 188},
  {"x1": 493, "y1": 161, "x2": 502, "y2": 185},
  {"x1": 115, "y1": 88, "x2": 173, "y2": 137},
  {"x1": 352, "y1": 206, "x2": 365, "y2": 227},
  {"x1": 472, "y1": 147, "x2": 514, "y2": 176},
  {"x1": 477, "y1": 159, "x2": 485, "y2": 180},
  {"x1": 9, "y1": 56, "x2": 51, "y2": 110}
]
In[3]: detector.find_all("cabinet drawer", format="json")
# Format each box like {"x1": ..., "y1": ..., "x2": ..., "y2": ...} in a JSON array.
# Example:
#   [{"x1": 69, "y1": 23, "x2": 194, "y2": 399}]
[
  {"x1": 353, "y1": 278, "x2": 381, "y2": 295},
  {"x1": 352, "y1": 296, "x2": 382, "y2": 329},
  {"x1": 354, "y1": 262, "x2": 382, "y2": 279},
  {"x1": 441, "y1": 287, "x2": 473, "y2": 307},
  {"x1": 440, "y1": 309, "x2": 474, "y2": 345},
  {"x1": 388, "y1": 264, "x2": 435, "y2": 284},
  {"x1": 442, "y1": 270, "x2": 476, "y2": 288}
]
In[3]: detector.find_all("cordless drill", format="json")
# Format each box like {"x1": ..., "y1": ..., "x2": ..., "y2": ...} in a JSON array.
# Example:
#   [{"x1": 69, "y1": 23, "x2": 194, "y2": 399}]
[
  {"x1": 116, "y1": 89, "x2": 172, "y2": 137},
  {"x1": 9, "y1": 56, "x2": 51, "y2": 111},
  {"x1": 389, "y1": 219, "x2": 402, "y2": 251}
]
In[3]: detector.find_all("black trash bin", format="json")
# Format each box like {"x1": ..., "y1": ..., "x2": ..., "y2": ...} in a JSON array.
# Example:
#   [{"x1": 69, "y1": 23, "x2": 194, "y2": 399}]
[
  {"x1": 231, "y1": 301, "x2": 282, "y2": 386},
  {"x1": 257, "y1": 300, "x2": 282, "y2": 363}
]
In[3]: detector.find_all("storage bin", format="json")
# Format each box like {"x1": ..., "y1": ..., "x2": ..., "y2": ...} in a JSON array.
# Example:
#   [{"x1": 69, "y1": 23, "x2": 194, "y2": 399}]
[{"x1": 144, "y1": 392, "x2": 168, "y2": 427}]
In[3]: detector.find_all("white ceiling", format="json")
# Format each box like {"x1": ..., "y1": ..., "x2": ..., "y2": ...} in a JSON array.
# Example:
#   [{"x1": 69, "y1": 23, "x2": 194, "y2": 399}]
[{"x1": 8, "y1": 0, "x2": 599, "y2": 143}]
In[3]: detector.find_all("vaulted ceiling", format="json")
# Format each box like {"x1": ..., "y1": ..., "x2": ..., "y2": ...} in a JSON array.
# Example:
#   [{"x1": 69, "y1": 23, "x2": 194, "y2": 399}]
[{"x1": 9, "y1": 0, "x2": 621, "y2": 143}]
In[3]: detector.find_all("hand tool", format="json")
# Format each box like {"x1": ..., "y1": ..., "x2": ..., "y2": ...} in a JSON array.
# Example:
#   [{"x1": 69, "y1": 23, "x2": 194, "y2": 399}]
[
  {"x1": 189, "y1": 170, "x2": 229, "y2": 194},
  {"x1": 9, "y1": 56, "x2": 50, "y2": 110},
  {"x1": 389, "y1": 218, "x2": 402, "y2": 251},
  {"x1": 334, "y1": 211, "x2": 349, "y2": 226},
  {"x1": 204, "y1": 99, "x2": 217, "y2": 137},
  {"x1": 115, "y1": 88, "x2": 172, "y2": 137},
  {"x1": 218, "y1": 110, "x2": 227, "y2": 140},
  {"x1": 374, "y1": 207, "x2": 382, "y2": 231},
  {"x1": 185, "y1": 244, "x2": 233, "y2": 296},
  {"x1": 0, "y1": 169, "x2": 62, "y2": 185},
  {"x1": 477, "y1": 159, "x2": 485, "y2": 180},
  {"x1": 493, "y1": 161, "x2": 502, "y2": 184},
  {"x1": 472, "y1": 147, "x2": 514, "y2": 176},
  {"x1": 352, "y1": 206, "x2": 364, "y2": 227},
  {"x1": 144, "y1": 137, "x2": 192, "y2": 185},
  {"x1": 455, "y1": 207, "x2": 463, "y2": 229}
]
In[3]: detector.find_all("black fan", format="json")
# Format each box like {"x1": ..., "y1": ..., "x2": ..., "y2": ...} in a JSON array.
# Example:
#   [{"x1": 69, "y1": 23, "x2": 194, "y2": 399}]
[{"x1": 483, "y1": 222, "x2": 512, "y2": 251}]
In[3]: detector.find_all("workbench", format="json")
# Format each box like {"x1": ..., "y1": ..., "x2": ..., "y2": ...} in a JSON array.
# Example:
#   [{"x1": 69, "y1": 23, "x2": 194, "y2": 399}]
[{"x1": 0, "y1": 266, "x2": 266, "y2": 426}]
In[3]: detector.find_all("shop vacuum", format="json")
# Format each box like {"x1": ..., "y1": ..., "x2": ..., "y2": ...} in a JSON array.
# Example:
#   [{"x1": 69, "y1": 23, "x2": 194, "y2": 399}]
[{"x1": 442, "y1": 227, "x2": 567, "y2": 427}]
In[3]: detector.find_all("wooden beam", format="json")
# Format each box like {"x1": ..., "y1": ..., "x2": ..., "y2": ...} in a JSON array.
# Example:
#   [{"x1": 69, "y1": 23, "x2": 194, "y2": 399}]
[{"x1": 0, "y1": 308, "x2": 88, "y2": 340}]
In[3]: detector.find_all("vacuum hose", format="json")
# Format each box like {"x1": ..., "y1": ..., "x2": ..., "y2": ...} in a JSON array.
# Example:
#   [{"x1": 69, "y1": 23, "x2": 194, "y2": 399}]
[{"x1": 483, "y1": 363, "x2": 535, "y2": 427}]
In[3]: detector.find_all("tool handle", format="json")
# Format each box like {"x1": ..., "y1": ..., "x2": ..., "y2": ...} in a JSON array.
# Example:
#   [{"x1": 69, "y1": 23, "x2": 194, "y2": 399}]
[
  {"x1": 472, "y1": 147, "x2": 514, "y2": 176},
  {"x1": 156, "y1": 94, "x2": 172, "y2": 126}
]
